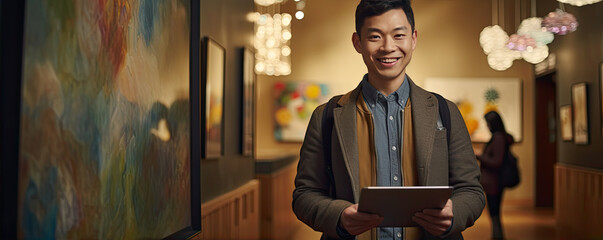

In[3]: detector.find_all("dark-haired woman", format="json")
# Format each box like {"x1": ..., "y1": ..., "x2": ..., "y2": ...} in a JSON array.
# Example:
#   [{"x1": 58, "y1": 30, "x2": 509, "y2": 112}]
[{"x1": 476, "y1": 111, "x2": 514, "y2": 240}]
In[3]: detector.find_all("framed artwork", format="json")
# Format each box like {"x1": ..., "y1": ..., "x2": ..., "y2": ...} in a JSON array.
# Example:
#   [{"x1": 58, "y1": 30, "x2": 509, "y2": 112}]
[
  {"x1": 600, "y1": 62, "x2": 603, "y2": 136},
  {"x1": 424, "y1": 78, "x2": 523, "y2": 143},
  {"x1": 241, "y1": 47, "x2": 256, "y2": 156},
  {"x1": 572, "y1": 82, "x2": 589, "y2": 144},
  {"x1": 17, "y1": 1, "x2": 198, "y2": 239},
  {"x1": 560, "y1": 105, "x2": 573, "y2": 141},
  {"x1": 274, "y1": 82, "x2": 329, "y2": 142},
  {"x1": 201, "y1": 37, "x2": 225, "y2": 159}
]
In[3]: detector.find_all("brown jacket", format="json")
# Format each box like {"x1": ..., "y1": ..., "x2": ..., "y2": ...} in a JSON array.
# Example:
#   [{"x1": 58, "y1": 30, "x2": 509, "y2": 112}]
[{"x1": 292, "y1": 78, "x2": 485, "y2": 239}]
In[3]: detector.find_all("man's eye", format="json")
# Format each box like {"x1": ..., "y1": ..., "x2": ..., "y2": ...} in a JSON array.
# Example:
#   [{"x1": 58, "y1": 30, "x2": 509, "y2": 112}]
[
  {"x1": 368, "y1": 35, "x2": 380, "y2": 40},
  {"x1": 394, "y1": 34, "x2": 405, "y2": 38}
]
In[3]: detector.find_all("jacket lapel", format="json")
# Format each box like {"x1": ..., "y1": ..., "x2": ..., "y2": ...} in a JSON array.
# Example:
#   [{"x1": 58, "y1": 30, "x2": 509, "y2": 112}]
[
  {"x1": 408, "y1": 78, "x2": 437, "y2": 185},
  {"x1": 333, "y1": 85, "x2": 361, "y2": 201}
]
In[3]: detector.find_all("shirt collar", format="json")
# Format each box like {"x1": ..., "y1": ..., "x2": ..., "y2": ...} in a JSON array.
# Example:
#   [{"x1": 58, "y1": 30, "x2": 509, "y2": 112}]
[{"x1": 361, "y1": 74, "x2": 410, "y2": 108}]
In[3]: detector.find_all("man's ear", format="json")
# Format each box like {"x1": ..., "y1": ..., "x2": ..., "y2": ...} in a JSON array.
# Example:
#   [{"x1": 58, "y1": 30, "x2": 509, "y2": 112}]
[
  {"x1": 411, "y1": 30, "x2": 418, "y2": 51},
  {"x1": 352, "y1": 32, "x2": 362, "y2": 53}
]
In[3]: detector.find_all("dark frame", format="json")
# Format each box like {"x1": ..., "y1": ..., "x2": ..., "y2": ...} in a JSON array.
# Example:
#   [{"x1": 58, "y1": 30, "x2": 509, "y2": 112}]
[
  {"x1": 166, "y1": 0, "x2": 202, "y2": 238},
  {"x1": 200, "y1": 37, "x2": 226, "y2": 159},
  {"x1": 1, "y1": 1, "x2": 25, "y2": 238},
  {"x1": 600, "y1": 62, "x2": 603, "y2": 137},
  {"x1": 241, "y1": 47, "x2": 256, "y2": 157},
  {"x1": 572, "y1": 82, "x2": 589, "y2": 145},
  {"x1": 559, "y1": 105, "x2": 573, "y2": 142},
  {"x1": 168, "y1": 0, "x2": 202, "y2": 237}
]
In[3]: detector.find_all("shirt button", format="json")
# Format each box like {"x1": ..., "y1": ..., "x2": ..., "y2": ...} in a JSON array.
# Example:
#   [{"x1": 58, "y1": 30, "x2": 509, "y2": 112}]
[
  {"x1": 371, "y1": 104, "x2": 375, "y2": 108},
  {"x1": 393, "y1": 176, "x2": 398, "y2": 181},
  {"x1": 401, "y1": 109, "x2": 405, "y2": 113},
  {"x1": 391, "y1": 146, "x2": 397, "y2": 151},
  {"x1": 397, "y1": 232, "x2": 402, "y2": 238},
  {"x1": 389, "y1": 116, "x2": 394, "y2": 120}
]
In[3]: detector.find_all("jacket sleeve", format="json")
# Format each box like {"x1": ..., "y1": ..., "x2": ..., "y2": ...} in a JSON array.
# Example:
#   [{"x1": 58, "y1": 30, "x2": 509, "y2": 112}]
[
  {"x1": 477, "y1": 133, "x2": 506, "y2": 170},
  {"x1": 292, "y1": 104, "x2": 353, "y2": 238},
  {"x1": 440, "y1": 100, "x2": 486, "y2": 238}
]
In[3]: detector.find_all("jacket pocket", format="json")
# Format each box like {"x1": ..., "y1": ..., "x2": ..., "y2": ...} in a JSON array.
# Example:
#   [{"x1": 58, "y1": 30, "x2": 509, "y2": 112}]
[{"x1": 435, "y1": 129, "x2": 447, "y2": 139}]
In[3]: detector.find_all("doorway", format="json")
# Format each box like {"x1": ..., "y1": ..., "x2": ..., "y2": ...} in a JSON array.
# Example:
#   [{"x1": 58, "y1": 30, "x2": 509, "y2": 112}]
[{"x1": 534, "y1": 72, "x2": 557, "y2": 208}]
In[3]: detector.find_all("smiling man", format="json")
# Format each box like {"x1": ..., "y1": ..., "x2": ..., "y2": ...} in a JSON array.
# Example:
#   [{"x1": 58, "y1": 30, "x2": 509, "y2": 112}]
[{"x1": 292, "y1": 1, "x2": 485, "y2": 239}]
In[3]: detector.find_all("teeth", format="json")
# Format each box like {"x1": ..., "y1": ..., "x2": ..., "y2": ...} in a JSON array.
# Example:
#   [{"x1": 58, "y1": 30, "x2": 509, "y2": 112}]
[{"x1": 379, "y1": 58, "x2": 398, "y2": 63}]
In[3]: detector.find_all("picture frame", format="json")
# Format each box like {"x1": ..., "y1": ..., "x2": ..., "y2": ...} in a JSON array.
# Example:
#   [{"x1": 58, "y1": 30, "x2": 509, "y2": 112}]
[
  {"x1": 600, "y1": 62, "x2": 603, "y2": 137},
  {"x1": 572, "y1": 82, "x2": 589, "y2": 145},
  {"x1": 201, "y1": 37, "x2": 225, "y2": 159},
  {"x1": 424, "y1": 78, "x2": 523, "y2": 143},
  {"x1": 241, "y1": 47, "x2": 256, "y2": 157},
  {"x1": 13, "y1": 1, "x2": 200, "y2": 239},
  {"x1": 559, "y1": 105, "x2": 573, "y2": 141}
]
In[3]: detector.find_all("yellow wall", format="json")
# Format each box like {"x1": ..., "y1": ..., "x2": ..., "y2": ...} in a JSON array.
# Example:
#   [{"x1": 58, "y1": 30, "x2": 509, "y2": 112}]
[{"x1": 257, "y1": 0, "x2": 536, "y2": 202}]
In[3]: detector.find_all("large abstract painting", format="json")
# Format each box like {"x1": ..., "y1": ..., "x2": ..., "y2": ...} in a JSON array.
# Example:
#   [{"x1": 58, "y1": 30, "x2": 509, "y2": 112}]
[
  {"x1": 19, "y1": 0, "x2": 192, "y2": 238},
  {"x1": 274, "y1": 82, "x2": 329, "y2": 142},
  {"x1": 424, "y1": 78, "x2": 522, "y2": 143}
]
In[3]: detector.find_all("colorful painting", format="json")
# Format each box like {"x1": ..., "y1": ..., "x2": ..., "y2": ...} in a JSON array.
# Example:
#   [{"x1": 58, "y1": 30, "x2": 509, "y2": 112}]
[
  {"x1": 424, "y1": 78, "x2": 522, "y2": 143},
  {"x1": 274, "y1": 82, "x2": 329, "y2": 142},
  {"x1": 18, "y1": 0, "x2": 191, "y2": 239},
  {"x1": 201, "y1": 37, "x2": 225, "y2": 159},
  {"x1": 572, "y1": 83, "x2": 589, "y2": 145}
]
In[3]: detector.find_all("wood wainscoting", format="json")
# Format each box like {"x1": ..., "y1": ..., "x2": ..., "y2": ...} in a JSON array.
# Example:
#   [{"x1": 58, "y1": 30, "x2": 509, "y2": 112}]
[
  {"x1": 193, "y1": 180, "x2": 260, "y2": 240},
  {"x1": 555, "y1": 164, "x2": 603, "y2": 238},
  {"x1": 257, "y1": 158, "x2": 299, "y2": 240}
]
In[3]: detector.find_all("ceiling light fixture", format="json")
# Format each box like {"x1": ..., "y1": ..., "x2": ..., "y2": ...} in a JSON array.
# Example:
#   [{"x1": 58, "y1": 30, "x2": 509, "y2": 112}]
[{"x1": 556, "y1": 0, "x2": 602, "y2": 6}]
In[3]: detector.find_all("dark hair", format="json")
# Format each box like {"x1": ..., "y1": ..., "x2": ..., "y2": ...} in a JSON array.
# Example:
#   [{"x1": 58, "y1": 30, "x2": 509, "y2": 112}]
[
  {"x1": 355, "y1": 0, "x2": 415, "y2": 35},
  {"x1": 484, "y1": 111, "x2": 506, "y2": 134}
]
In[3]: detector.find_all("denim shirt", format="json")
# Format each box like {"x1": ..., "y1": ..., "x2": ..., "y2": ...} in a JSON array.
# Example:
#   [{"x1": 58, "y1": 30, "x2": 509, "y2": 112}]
[{"x1": 361, "y1": 74, "x2": 409, "y2": 240}]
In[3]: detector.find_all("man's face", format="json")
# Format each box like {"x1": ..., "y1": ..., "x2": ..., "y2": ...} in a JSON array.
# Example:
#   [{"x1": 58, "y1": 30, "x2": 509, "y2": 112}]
[{"x1": 352, "y1": 9, "x2": 417, "y2": 83}]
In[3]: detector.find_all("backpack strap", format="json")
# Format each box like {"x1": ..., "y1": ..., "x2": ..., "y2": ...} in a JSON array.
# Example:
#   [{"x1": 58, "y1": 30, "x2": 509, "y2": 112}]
[
  {"x1": 321, "y1": 95, "x2": 342, "y2": 196},
  {"x1": 431, "y1": 92, "x2": 451, "y2": 143}
]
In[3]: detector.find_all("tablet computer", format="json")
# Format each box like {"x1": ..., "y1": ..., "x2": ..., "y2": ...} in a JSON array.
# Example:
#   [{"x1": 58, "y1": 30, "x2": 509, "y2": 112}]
[{"x1": 357, "y1": 186, "x2": 453, "y2": 227}]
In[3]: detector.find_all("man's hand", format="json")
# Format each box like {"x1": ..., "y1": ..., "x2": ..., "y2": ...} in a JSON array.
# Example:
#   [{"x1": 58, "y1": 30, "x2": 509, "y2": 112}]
[
  {"x1": 412, "y1": 199, "x2": 454, "y2": 236},
  {"x1": 339, "y1": 204, "x2": 383, "y2": 235}
]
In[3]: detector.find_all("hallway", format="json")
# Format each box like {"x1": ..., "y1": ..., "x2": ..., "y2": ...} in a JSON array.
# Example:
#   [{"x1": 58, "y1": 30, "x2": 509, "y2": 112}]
[{"x1": 290, "y1": 201, "x2": 571, "y2": 240}]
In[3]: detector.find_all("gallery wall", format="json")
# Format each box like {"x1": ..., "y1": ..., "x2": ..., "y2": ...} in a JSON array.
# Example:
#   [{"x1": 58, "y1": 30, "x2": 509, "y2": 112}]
[
  {"x1": 199, "y1": 0, "x2": 256, "y2": 202},
  {"x1": 257, "y1": 0, "x2": 537, "y2": 202},
  {"x1": 536, "y1": 0, "x2": 603, "y2": 170}
]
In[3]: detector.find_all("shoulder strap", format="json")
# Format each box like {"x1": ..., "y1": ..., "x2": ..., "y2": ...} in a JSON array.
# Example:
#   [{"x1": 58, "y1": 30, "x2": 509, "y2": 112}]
[
  {"x1": 321, "y1": 95, "x2": 342, "y2": 195},
  {"x1": 431, "y1": 92, "x2": 451, "y2": 143},
  {"x1": 322, "y1": 95, "x2": 342, "y2": 168}
]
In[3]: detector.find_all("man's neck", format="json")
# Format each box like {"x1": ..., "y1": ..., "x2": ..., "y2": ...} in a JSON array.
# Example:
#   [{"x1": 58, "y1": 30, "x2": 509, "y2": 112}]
[{"x1": 366, "y1": 73, "x2": 406, "y2": 96}]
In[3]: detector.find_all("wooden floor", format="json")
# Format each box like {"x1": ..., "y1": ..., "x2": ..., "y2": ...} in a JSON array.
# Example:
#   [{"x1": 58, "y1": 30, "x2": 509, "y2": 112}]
[{"x1": 290, "y1": 201, "x2": 572, "y2": 240}]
